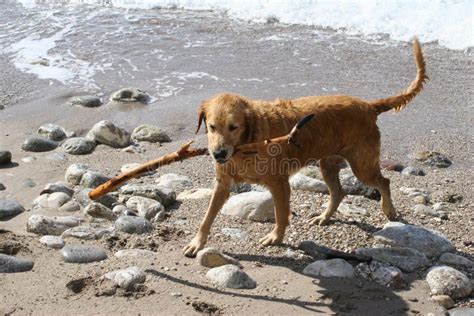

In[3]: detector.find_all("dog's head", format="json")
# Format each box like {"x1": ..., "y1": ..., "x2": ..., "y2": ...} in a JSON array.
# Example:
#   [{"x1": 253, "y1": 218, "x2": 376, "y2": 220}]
[{"x1": 196, "y1": 93, "x2": 254, "y2": 164}]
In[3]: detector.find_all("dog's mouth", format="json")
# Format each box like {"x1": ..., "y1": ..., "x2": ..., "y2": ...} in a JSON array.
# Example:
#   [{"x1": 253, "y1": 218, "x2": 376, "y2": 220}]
[{"x1": 215, "y1": 158, "x2": 228, "y2": 164}]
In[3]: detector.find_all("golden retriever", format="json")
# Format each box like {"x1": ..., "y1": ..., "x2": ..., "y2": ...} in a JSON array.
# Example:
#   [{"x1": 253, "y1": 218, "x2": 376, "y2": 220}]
[{"x1": 183, "y1": 39, "x2": 427, "y2": 257}]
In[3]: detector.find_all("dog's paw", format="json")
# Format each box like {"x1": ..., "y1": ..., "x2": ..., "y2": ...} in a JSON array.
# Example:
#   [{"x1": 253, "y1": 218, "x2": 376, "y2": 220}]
[
  {"x1": 259, "y1": 230, "x2": 283, "y2": 246},
  {"x1": 183, "y1": 237, "x2": 206, "y2": 258},
  {"x1": 309, "y1": 214, "x2": 330, "y2": 226}
]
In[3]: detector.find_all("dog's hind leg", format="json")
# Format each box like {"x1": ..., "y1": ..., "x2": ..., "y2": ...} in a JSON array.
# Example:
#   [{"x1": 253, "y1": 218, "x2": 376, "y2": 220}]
[{"x1": 310, "y1": 156, "x2": 345, "y2": 226}]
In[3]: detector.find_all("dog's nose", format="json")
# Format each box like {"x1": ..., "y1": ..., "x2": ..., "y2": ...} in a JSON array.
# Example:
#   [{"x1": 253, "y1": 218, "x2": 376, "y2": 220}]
[{"x1": 213, "y1": 149, "x2": 228, "y2": 160}]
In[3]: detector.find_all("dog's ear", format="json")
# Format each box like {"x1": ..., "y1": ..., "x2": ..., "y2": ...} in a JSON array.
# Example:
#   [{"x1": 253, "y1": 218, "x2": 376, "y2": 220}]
[
  {"x1": 243, "y1": 109, "x2": 256, "y2": 144},
  {"x1": 196, "y1": 102, "x2": 207, "y2": 134}
]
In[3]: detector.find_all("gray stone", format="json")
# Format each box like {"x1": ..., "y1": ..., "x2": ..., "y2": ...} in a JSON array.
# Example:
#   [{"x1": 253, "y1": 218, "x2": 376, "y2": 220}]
[
  {"x1": 79, "y1": 171, "x2": 110, "y2": 189},
  {"x1": 426, "y1": 266, "x2": 472, "y2": 299},
  {"x1": 84, "y1": 203, "x2": 116, "y2": 220},
  {"x1": 221, "y1": 191, "x2": 275, "y2": 222},
  {"x1": 356, "y1": 261, "x2": 406, "y2": 289},
  {"x1": 37, "y1": 124, "x2": 67, "y2": 141},
  {"x1": 32, "y1": 194, "x2": 49, "y2": 210},
  {"x1": 373, "y1": 222, "x2": 454, "y2": 257},
  {"x1": 103, "y1": 266, "x2": 146, "y2": 289},
  {"x1": 0, "y1": 200, "x2": 25, "y2": 220},
  {"x1": 27, "y1": 215, "x2": 82, "y2": 235},
  {"x1": 0, "y1": 183, "x2": 5, "y2": 191},
  {"x1": 416, "y1": 151, "x2": 452, "y2": 168},
  {"x1": 62, "y1": 137, "x2": 96, "y2": 155},
  {"x1": 0, "y1": 150, "x2": 12, "y2": 165},
  {"x1": 110, "y1": 87, "x2": 150, "y2": 103},
  {"x1": 75, "y1": 189, "x2": 117, "y2": 208},
  {"x1": 23, "y1": 178, "x2": 36, "y2": 188},
  {"x1": 401, "y1": 166, "x2": 426, "y2": 176},
  {"x1": 114, "y1": 216, "x2": 153, "y2": 234},
  {"x1": 70, "y1": 95, "x2": 102, "y2": 108},
  {"x1": 439, "y1": 253, "x2": 474, "y2": 268},
  {"x1": 59, "y1": 201, "x2": 81, "y2": 213},
  {"x1": 0, "y1": 254, "x2": 34, "y2": 273},
  {"x1": 40, "y1": 182, "x2": 74, "y2": 196},
  {"x1": 152, "y1": 210, "x2": 167, "y2": 222},
  {"x1": 433, "y1": 202, "x2": 456, "y2": 213},
  {"x1": 46, "y1": 153, "x2": 68, "y2": 162},
  {"x1": 61, "y1": 245, "x2": 107, "y2": 263},
  {"x1": 47, "y1": 192, "x2": 71, "y2": 209},
  {"x1": 431, "y1": 295, "x2": 455, "y2": 309},
  {"x1": 323, "y1": 202, "x2": 368, "y2": 217},
  {"x1": 114, "y1": 249, "x2": 156, "y2": 259},
  {"x1": 289, "y1": 173, "x2": 328, "y2": 193},
  {"x1": 357, "y1": 247, "x2": 429, "y2": 272},
  {"x1": 125, "y1": 196, "x2": 164, "y2": 220},
  {"x1": 177, "y1": 188, "x2": 213, "y2": 201},
  {"x1": 87, "y1": 120, "x2": 130, "y2": 148},
  {"x1": 119, "y1": 184, "x2": 176, "y2": 207},
  {"x1": 197, "y1": 248, "x2": 241, "y2": 268},
  {"x1": 131, "y1": 124, "x2": 171, "y2": 143},
  {"x1": 155, "y1": 173, "x2": 192, "y2": 193},
  {"x1": 414, "y1": 205, "x2": 439, "y2": 217},
  {"x1": 62, "y1": 226, "x2": 112, "y2": 240},
  {"x1": 221, "y1": 228, "x2": 248, "y2": 241},
  {"x1": 65, "y1": 163, "x2": 90, "y2": 185},
  {"x1": 39, "y1": 235, "x2": 65, "y2": 249},
  {"x1": 112, "y1": 204, "x2": 132, "y2": 216},
  {"x1": 303, "y1": 259, "x2": 355, "y2": 278},
  {"x1": 22, "y1": 136, "x2": 58, "y2": 152},
  {"x1": 206, "y1": 264, "x2": 256, "y2": 289},
  {"x1": 449, "y1": 307, "x2": 474, "y2": 316},
  {"x1": 340, "y1": 171, "x2": 380, "y2": 200}
]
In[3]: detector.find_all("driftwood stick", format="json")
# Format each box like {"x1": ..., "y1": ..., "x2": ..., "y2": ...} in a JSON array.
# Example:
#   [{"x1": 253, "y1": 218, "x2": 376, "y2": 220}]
[
  {"x1": 89, "y1": 114, "x2": 315, "y2": 200},
  {"x1": 298, "y1": 240, "x2": 372, "y2": 262}
]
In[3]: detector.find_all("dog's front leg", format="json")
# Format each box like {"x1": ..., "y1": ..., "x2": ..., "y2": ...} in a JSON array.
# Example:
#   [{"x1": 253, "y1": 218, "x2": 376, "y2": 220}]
[
  {"x1": 183, "y1": 177, "x2": 230, "y2": 257},
  {"x1": 259, "y1": 178, "x2": 290, "y2": 246}
]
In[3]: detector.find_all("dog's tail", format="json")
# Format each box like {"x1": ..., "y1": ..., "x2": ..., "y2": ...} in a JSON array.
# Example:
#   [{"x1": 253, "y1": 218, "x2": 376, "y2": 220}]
[{"x1": 370, "y1": 38, "x2": 428, "y2": 115}]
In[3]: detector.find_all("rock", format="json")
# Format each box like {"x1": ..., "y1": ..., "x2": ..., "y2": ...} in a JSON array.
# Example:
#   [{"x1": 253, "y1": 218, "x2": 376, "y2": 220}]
[
  {"x1": 401, "y1": 166, "x2": 426, "y2": 176},
  {"x1": 206, "y1": 264, "x2": 256, "y2": 289},
  {"x1": 414, "y1": 205, "x2": 439, "y2": 217},
  {"x1": 0, "y1": 254, "x2": 34, "y2": 273},
  {"x1": 70, "y1": 95, "x2": 102, "y2": 108},
  {"x1": 47, "y1": 192, "x2": 71, "y2": 209},
  {"x1": 380, "y1": 159, "x2": 404, "y2": 172},
  {"x1": 27, "y1": 215, "x2": 82, "y2": 235},
  {"x1": 84, "y1": 203, "x2": 116, "y2": 220},
  {"x1": 125, "y1": 196, "x2": 164, "y2": 220},
  {"x1": 356, "y1": 247, "x2": 429, "y2": 272},
  {"x1": 114, "y1": 216, "x2": 153, "y2": 234},
  {"x1": 121, "y1": 143, "x2": 145, "y2": 154},
  {"x1": 112, "y1": 204, "x2": 132, "y2": 216},
  {"x1": 439, "y1": 253, "x2": 474, "y2": 268},
  {"x1": 22, "y1": 136, "x2": 58, "y2": 152},
  {"x1": 32, "y1": 195, "x2": 49, "y2": 210},
  {"x1": 155, "y1": 173, "x2": 192, "y2": 192},
  {"x1": 75, "y1": 188, "x2": 117, "y2": 208},
  {"x1": 361, "y1": 262, "x2": 406, "y2": 289},
  {"x1": 110, "y1": 87, "x2": 150, "y2": 103},
  {"x1": 0, "y1": 183, "x2": 5, "y2": 191},
  {"x1": 62, "y1": 226, "x2": 111, "y2": 240},
  {"x1": 40, "y1": 182, "x2": 74, "y2": 196},
  {"x1": 289, "y1": 173, "x2": 328, "y2": 193},
  {"x1": 221, "y1": 228, "x2": 248, "y2": 241},
  {"x1": 23, "y1": 178, "x2": 36, "y2": 188},
  {"x1": 131, "y1": 124, "x2": 171, "y2": 143},
  {"x1": 65, "y1": 163, "x2": 90, "y2": 185},
  {"x1": 373, "y1": 222, "x2": 455, "y2": 257},
  {"x1": 416, "y1": 151, "x2": 452, "y2": 168},
  {"x1": 61, "y1": 245, "x2": 107, "y2": 263},
  {"x1": 39, "y1": 235, "x2": 65, "y2": 249},
  {"x1": 431, "y1": 295, "x2": 455, "y2": 309},
  {"x1": 433, "y1": 202, "x2": 456, "y2": 213},
  {"x1": 426, "y1": 266, "x2": 472, "y2": 299},
  {"x1": 119, "y1": 184, "x2": 176, "y2": 207},
  {"x1": 448, "y1": 307, "x2": 474, "y2": 316},
  {"x1": 221, "y1": 191, "x2": 275, "y2": 222},
  {"x1": 21, "y1": 156, "x2": 35, "y2": 163},
  {"x1": 323, "y1": 202, "x2": 368, "y2": 217},
  {"x1": 303, "y1": 259, "x2": 355, "y2": 278},
  {"x1": 340, "y1": 172, "x2": 380, "y2": 200},
  {"x1": 114, "y1": 249, "x2": 156, "y2": 259},
  {"x1": 87, "y1": 120, "x2": 130, "y2": 148},
  {"x1": 59, "y1": 200, "x2": 81, "y2": 212},
  {"x1": 152, "y1": 210, "x2": 167, "y2": 222},
  {"x1": 62, "y1": 137, "x2": 96, "y2": 155},
  {"x1": 103, "y1": 266, "x2": 146, "y2": 289},
  {"x1": 37, "y1": 124, "x2": 67, "y2": 141},
  {"x1": 0, "y1": 200, "x2": 25, "y2": 220},
  {"x1": 299, "y1": 165, "x2": 323, "y2": 179},
  {"x1": 197, "y1": 248, "x2": 241, "y2": 268},
  {"x1": 413, "y1": 195, "x2": 428, "y2": 205},
  {"x1": 120, "y1": 163, "x2": 154, "y2": 176},
  {"x1": 177, "y1": 188, "x2": 213, "y2": 201},
  {"x1": 0, "y1": 150, "x2": 12, "y2": 165},
  {"x1": 79, "y1": 171, "x2": 110, "y2": 189}
]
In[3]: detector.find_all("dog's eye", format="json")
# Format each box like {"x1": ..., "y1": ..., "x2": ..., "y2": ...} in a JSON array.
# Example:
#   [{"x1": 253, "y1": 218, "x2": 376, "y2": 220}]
[
  {"x1": 209, "y1": 124, "x2": 216, "y2": 132},
  {"x1": 229, "y1": 125, "x2": 238, "y2": 132}
]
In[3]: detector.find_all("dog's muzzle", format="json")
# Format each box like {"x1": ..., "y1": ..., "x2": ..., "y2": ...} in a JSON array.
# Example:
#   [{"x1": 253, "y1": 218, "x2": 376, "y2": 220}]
[{"x1": 213, "y1": 149, "x2": 228, "y2": 164}]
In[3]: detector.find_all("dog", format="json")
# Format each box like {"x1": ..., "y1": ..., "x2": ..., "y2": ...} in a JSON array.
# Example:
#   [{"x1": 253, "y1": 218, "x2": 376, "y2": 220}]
[{"x1": 183, "y1": 38, "x2": 427, "y2": 257}]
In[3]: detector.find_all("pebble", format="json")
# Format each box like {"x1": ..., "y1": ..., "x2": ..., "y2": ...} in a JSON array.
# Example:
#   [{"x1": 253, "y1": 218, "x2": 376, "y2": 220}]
[
  {"x1": 0, "y1": 183, "x2": 5, "y2": 191},
  {"x1": 416, "y1": 151, "x2": 452, "y2": 168},
  {"x1": 103, "y1": 266, "x2": 146, "y2": 289},
  {"x1": 0, "y1": 150, "x2": 12, "y2": 165},
  {"x1": 59, "y1": 200, "x2": 81, "y2": 212},
  {"x1": 0, "y1": 200, "x2": 25, "y2": 220},
  {"x1": 439, "y1": 253, "x2": 474, "y2": 268},
  {"x1": 86, "y1": 120, "x2": 131, "y2": 148},
  {"x1": 448, "y1": 307, "x2": 474, "y2": 316},
  {"x1": 426, "y1": 266, "x2": 472, "y2": 299},
  {"x1": 114, "y1": 216, "x2": 153, "y2": 234},
  {"x1": 340, "y1": 171, "x2": 380, "y2": 200},
  {"x1": 70, "y1": 95, "x2": 102, "y2": 108},
  {"x1": 22, "y1": 136, "x2": 58, "y2": 152},
  {"x1": 177, "y1": 188, "x2": 213, "y2": 201},
  {"x1": 323, "y1": 202, "x2": 368, "y2": 217},
  {"x1": 79, "y1": 171, "x2": 110, "y2": 189},
  {"x1": 221, "y1": 191, "x2": 275, "y2": 222},
  {"x1": 356, "y1": 261, "x2": 406, "y2": 289},
  {"x1": 401, "y1": 166, "x2": 426, "y2": 176},
  {"x1": 21, "y1": 156, "x2": 35, "y2": 163},
  {"x1": 413, "y1": 195, "x2": 428, "y2": 205},
  {"x1": 114, "y1": 249, "x2": 156, "y2": 259},
  {"x1": 221, "y1": 227, "x2": 248, "y2": 241},
  {"x1": 289, "y1": 173, "x2": 328, "y2": 193},
  {"x1": 414, "y1": 204, "x2": 447, "y2": 219},
  {"x1": 373, "y1": 222, "x2": 454, "y2": 257},
  {"x1": 62, "y1": 137, "x2": 96, "y2": 155},
  {"x1": 61, "y1": 226, "x2": 112, "y2": 240},
  {"x1": 32, "y1": 194, "x2": 49, "y2": 210},
  {"x1": 155, "y1": 173, "x2": 193, "y2": 193},
  {"x1": 112, "y1": 204, "x2": 132, "y2": 216},
  {"x1": 125, "y1": 196, "x2": 164, "y2": 220},
  {"x1": 75, "y1": 188, "x2": 117, "y2": 208},
  {"x1": 119, "y1": 184, "x2": 176, "y2": 207},
  {"x1": 65, "y1": 163, "x2": 90, "y2": 185},
  {"x1": 196, "y1": 248, "x2": 242, "y2": 268},
  {"x1": 27, "y1": 215, "x2": 82, "y2": 235},
  {"x1": 431, "y1": 295, "x2": 455, "y2": 309},
  {"x1": 356, "y1": 247, "x2": 429, "y2": 272},
  {"x1": 37, "y1": 124, "x2": 67, "y2": 141},
  {"x1": 303, "y1": 259, "x2": 355, "y2": 278},
  {"x1": 206, "y1": 264, "x2": 256, "y2": 289},
  {"x1": 39, "y1": 235, "x2": 65, "y2": 249},
  {"x1": 152, "y1": 210, "x2": 167, "y2": 222},
  {"x1": 380, "y1": 159, "x2": 404, "y2": 172},
  {"x1": 84, "y1": 203, "x2": 117, "y2": 220},
  {"x1": 0, "y1": 254, "x2": 34, "y2": 273},
  {"x1": 61, "y1": 245, "x2": 107, "y2": 263},
  {"x1": 131, "y1": 124, "x2": 171, "y2": 143},
  {"x1": 47, "y1": 192, "x2": 72, "y2": 209},
  {"x1": 40, "y1": 182, "x2": 74, "y2": 196},
  {"x1": 23, "y1": 178, "x2": 36, "y2": 188},
  {"x1": 110, "y1": 87, "x2": 151, "y2": 103}
]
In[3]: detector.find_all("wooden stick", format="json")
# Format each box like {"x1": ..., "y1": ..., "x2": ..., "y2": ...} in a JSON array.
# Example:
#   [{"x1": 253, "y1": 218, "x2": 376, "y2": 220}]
[
  {"x1": 298, "y1": 240, "x2": 372, "y2": 262},
  {"x1": 89, "y1": 114, "x2": 314, "y2": 200}
]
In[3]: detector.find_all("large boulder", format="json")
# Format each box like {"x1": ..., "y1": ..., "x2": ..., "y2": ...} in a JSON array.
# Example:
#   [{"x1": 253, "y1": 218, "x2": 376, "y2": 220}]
[
  {"x1": 356, "y1": 247, "x2": 429, "y2": 272},
  {"x1": 221, "y1": 191, "x2": 274, "y2": 222}
]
